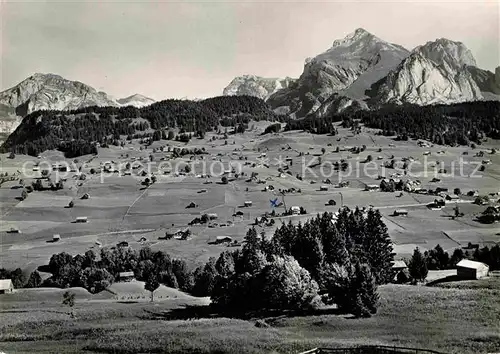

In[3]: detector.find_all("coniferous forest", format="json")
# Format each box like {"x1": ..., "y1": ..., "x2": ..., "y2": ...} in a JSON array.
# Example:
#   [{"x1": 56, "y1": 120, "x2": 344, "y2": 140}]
[
  {"x1": 2, "y1": 99, "x2": 499, "y2": 157},
  {"x1": 285, "y1": 101, "x2": 500, "y2": 146},
  {"x1": 1, "y1": 96, "x2": 283, "y2": 157}
]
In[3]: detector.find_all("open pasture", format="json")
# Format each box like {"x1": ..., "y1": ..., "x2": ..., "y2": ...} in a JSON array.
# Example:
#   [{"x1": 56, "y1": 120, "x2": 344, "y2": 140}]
[{"x1": 0, "y1": 283, "x2": 498, "y2": 354}]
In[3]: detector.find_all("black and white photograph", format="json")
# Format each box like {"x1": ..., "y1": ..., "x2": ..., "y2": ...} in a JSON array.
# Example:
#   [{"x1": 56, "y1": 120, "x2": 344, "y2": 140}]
[{"x1": 0, "y1": 0, "x2": 499, "y2": 353}]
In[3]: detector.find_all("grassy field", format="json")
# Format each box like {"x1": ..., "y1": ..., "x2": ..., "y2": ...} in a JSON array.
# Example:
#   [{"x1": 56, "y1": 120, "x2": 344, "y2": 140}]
[
  {"x1": 0, "y1": 283, "x2": 499, "y2": 353},
  {"x1": 1, "y1": 122, "x2": 500, "y2": 353}
]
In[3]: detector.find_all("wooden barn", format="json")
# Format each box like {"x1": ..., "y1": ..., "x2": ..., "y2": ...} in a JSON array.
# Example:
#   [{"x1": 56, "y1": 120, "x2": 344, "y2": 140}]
[
  {"x1": 456, "y1": 259, "x2": 489, "y2": 280},
  {"x1": 0, "y1": 279, "x2": 14, "y2": 294},
  {"x1": 393, "y1": 209, "x2": 409, "y2": 216}
]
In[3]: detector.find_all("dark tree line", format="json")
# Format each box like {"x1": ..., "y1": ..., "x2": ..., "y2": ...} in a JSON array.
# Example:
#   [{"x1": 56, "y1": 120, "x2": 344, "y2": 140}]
[
  {"x1": 423, "y1": 244, "x2": 500, "y2": 271},
  {"x1": 1, "y1": 96, "x2": 283, "y2": 157},
  {"x1": 407, "y1": 244, "x2": 500, "y2": 283},
  {"x1": 285, "y1": 101, "x2": 500, "y2": 146},
  {"x1": 38, "y1": 248, "x2": 194, "y2": 294}
]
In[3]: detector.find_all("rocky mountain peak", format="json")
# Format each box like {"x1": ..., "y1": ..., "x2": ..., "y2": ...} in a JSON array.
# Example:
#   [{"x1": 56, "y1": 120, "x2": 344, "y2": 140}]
[
  {"x1": 414, "y1": 38, "x2": 477, "y2": 69},
  {"x1": 331, "y1": 28, "x2": 373, "y2": 47},
  {"x1": 222, "y1": 75, "x2": 296, "y2": 101}
]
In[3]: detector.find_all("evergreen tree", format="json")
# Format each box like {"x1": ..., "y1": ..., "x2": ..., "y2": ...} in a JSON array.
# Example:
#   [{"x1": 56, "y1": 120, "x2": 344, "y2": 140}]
[
  {"x1": 363, "y1": 209, "x2": 395, "y2": 284},
  {"x1": 26, "y1": 270, "x2": 42, "y2": 288},
  {"x1": 346, "y1": 262, "x2": 379, "y2": 318}
]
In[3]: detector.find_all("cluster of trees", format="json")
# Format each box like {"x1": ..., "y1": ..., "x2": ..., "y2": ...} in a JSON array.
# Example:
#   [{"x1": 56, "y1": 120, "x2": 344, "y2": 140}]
[
  {"x1": 38, "y1": 248, "x2": 194, "y2": 294},
  {"x1": 408, "y1": 244, "x2": 500, "y2": 282},
  {"x1": 262, "y1": 123, "x2": 282, "y2": 135},
  {"x1": 343, "y1": 101, "x2": 500, "y2": 146},
  {"x1": 24, "y1": 207, "x2": 392, "y2": 318},
  {"x1": 171, "y1": 147, "x2": 206, "y2": 157},
  {"x1": 1, "y1": 96, "x2": 282, "y2": 157},
  {"x1": 284, "y1": 116, "x2": 339, "y2": 135},
  {"x1": 478, "y1": 206, "x2": 500, "y2": 224},
  {"x1": 190, "y1": 208, "x2": 393, "y2": 318},
  {"x1": 380, "y1": 178, "x2": 404, "y2": 192},
  {"x1": 0, "y1": 268, "x2": 43, "y2": 288}
]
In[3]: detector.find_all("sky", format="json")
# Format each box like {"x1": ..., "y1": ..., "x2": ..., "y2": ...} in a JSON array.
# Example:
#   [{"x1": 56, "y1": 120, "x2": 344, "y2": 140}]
[{"x1": 1, "y1": 0, "x2": 498, "y2": 100}]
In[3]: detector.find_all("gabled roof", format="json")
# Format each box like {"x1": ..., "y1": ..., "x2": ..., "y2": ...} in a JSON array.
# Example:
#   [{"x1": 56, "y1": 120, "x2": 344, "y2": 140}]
[
  {"x1": 392, "y1": 260, "x2": 407, "y2": 269},
  {"x1": 119, "y1": 271, "x2": 134, "y2": 277},
  {"x1": 0, "y1": 279, "x2": 13, "y2": 290},
  {"x1": 456, "y1": 259, "x2": 489, "y2": 269}
]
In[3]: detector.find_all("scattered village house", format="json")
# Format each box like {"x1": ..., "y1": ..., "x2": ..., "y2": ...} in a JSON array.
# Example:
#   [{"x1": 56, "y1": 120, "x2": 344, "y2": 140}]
[
  {"x1": 215, "y1": 236, "x2": 233, "y2": 244},
  {"x1": 244, "y1": 201, "x2": 252, "y2": 207},
  {"x1": 291, "y1": 206, "x2": 301, "y2": 215},
  {"x1": 456, "y1": 259, "x2": 489, "y2": 280},
  {"x1": 0, "y1": 279, "x2": 14, "y2": 294},
  {"x1": 365, "y1": 184, "x2": 380, "y2": 192},
  {"x1": 393, "y1": 209, "x2": 409, "y2": 216},
  {"x1": 207, "y1": 213, "x2": 218, "y2": 220},
  {"x1": 75, "y1": 216, "x2": 88, "y2": 223},
  {"x1": 391, "y1": 260, "x2": 409, "y2": 282}
]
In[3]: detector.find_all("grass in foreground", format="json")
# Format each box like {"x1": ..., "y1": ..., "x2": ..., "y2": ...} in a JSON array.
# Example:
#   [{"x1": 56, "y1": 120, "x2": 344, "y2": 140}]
[{"x1": 0, "y1": 284, "x2": 499, "y2": 354}]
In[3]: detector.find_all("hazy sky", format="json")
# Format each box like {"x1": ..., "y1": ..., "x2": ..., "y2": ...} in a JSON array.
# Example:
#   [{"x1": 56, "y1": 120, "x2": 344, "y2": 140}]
[{"x1": 1, "y1": 0, "x2": 498, "y2": 99}]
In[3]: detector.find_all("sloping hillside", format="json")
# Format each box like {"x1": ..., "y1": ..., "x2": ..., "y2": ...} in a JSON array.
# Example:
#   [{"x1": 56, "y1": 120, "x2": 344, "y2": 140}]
[{"x1": 1, "y1": 95, "x2": 282, "y2": 157}]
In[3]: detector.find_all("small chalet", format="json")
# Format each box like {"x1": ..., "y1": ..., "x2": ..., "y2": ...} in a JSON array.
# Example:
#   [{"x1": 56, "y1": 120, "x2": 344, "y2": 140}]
[
  {"x1": 117, "y1": 241, "x2": 129, "y2": 248},
  {"x1": 215, "y1": 236, "x2": 233, "y2": 244},
  {"x1": 119, "y1": 271, "x2": 135, "y2": 282},
  {"x1": 290, "y1": 206, "x2": 301, "y2": 215},
  {"x1": 393, "y1": 209, "x2": 409, "y2": 216},
  {"x1": 365, "y1": 185, "x2": 380, "y2": 192}
]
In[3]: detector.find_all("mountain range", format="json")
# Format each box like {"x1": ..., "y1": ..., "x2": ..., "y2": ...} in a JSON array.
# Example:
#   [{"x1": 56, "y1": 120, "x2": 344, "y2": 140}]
[
  {"x1": 1, "y1": 28, "x2": 499, "y2": 141},
  {"x1": 223, "y1": 28, "x2": 500, "y2": 118},
  {"x1": 0, "y1": 73, "x2": 155, "y2": 137}
]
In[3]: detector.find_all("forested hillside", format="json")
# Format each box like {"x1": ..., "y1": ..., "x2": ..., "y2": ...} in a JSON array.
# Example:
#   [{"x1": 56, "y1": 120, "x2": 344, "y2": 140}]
[
  {"x1": 1, "y1": 96, "x2": 282, "y2": 157},
  {"x1": 285, "y1": 101, "x2": 500, "y2": 146}
]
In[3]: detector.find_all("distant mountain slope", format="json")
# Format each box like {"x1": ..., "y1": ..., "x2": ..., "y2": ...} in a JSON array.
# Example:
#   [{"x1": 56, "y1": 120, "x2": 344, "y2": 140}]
[
  {"x1": 467, "y1": 66, "x2": 500, "y2": 98},
  {"x1": 117, "y1": 94, "x2": 156, "y2": 108},
  {"x1": 0, "y1": 74, "x2": 155, "y2": 137},
  {"x1": 267, "y1": 28, "x2": 410, "y2": 118},
  {"x1": 1, "y1": 95, "x2": 282, "y2": 157},
  {"x1": 223, "y1": 75, "x2": 296, "y2": 100},
  {"x1": 0, "y1": 73, "x2": 119, "y2": 117},
  {"x1": 371, "y1": 39, "x2": 490, "y2": 105}
]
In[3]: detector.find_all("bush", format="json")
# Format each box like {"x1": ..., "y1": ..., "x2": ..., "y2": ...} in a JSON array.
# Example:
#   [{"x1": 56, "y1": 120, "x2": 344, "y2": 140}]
[{"x1": 262, "y1": 123, "x2": 281, "y2": 135}]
